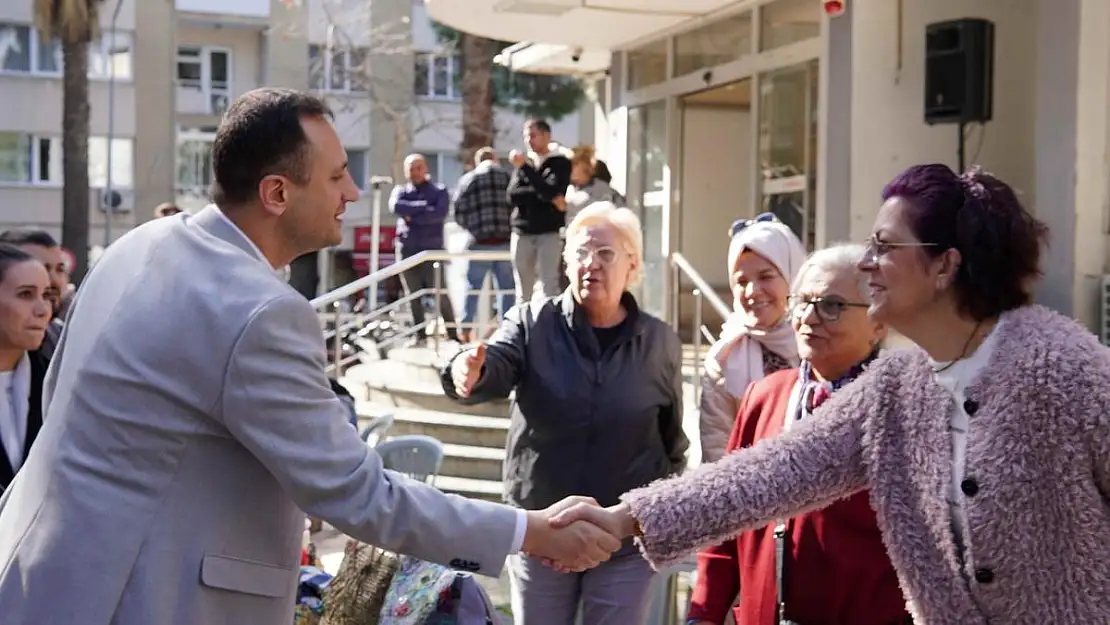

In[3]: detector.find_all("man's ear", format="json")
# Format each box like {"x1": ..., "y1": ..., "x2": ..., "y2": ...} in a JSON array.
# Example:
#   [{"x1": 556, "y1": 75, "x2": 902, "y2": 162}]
[{"x1": 258, "y1": 175, "x2": 290, "y2": 217}]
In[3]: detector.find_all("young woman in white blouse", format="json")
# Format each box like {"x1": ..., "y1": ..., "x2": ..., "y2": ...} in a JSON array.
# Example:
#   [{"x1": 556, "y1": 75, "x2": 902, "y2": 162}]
[{"x1": 0, "y1": 244, "x2": 53, "y2": 492}]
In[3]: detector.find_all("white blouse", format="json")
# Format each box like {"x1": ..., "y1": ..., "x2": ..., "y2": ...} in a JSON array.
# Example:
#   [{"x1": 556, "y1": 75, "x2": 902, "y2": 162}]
[
  {"x1": 0, "y1": 353, "x2": 31, "y2": 471},
  {"x1": 928, "y1": 314, "x2": 1005, "y2": 554}
]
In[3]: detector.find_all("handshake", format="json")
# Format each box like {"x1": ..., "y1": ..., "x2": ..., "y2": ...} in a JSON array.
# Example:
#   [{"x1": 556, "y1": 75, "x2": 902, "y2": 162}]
[{"x1": 520, "y1": 496, "x2": 639, "y2": 572}]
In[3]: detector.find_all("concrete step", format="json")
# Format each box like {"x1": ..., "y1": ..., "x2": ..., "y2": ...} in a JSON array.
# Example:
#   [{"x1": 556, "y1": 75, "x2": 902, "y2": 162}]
[
  {"x1": 433, "y1": 475, "x2": 504, "y2": 502},
  {"x1": 359, "y1": 404, "x2": 510, "y2": 449},
  {"x1": 441, "y1": 443, "x2": 504, "y2": 481}
]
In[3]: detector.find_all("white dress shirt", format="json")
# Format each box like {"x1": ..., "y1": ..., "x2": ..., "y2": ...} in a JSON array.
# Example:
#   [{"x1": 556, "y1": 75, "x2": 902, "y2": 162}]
[{"x1": 209, "y1": 205, "x2": 530, "y2": 553}]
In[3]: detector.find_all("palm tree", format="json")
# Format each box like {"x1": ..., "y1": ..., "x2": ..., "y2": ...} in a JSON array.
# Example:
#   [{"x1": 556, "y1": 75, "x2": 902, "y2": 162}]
[
  {"x1": 458, "y1": 32, "x2": 495, "y2": 165},
  {"x1": 34, "y1": 0, "x2": 104, "y2": 283}
]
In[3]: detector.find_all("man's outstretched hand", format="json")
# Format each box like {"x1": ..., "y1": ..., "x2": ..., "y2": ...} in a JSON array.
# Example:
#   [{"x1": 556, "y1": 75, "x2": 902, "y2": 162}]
[
  {"x1": 550, "y1": 501, "x2": 638, "y2": 539},
  {"x1": 521, "y1": 497, "x2": 622, "y2": 572}
]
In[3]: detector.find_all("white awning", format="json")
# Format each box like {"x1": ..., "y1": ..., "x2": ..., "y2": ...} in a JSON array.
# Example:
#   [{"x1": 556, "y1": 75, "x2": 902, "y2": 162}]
[
  {"x1": 425, "y1": 0, "x2": 746, "y2": 49},
  {"x1": 494, "y1": 42, "x2": 611, "y2": 75}
]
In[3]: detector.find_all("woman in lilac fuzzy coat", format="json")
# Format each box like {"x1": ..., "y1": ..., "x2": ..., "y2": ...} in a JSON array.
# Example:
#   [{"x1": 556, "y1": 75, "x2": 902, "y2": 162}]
[{"x1": 552, "y1": 164, "x2": 1110, "y2": 624}]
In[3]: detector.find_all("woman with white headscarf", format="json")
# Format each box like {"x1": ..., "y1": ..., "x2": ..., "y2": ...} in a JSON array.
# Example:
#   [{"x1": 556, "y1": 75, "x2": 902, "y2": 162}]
[{"x1": 699, "y1": 213, "x2": 806, "y2": 463}]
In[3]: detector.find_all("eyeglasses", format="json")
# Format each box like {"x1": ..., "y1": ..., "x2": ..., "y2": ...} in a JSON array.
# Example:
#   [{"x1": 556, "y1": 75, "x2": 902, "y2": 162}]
[
  {"x1": 861, "y1": 235, "x2": 938, "y2": 264},
  {"x1": 572, "y1": 245, "x2": 620, "y2": 266},
  {"x1": 788, "y1": 295, "x2": 870, "y2": 323},
  {"x1": 729, "y1": 212, "x2": 779, "y2": 238}
]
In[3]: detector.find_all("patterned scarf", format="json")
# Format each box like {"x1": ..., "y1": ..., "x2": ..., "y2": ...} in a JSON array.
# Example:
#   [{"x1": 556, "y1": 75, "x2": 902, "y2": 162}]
[{"x1": 798, "y1": 349, "x2": 880, "y2": 415}]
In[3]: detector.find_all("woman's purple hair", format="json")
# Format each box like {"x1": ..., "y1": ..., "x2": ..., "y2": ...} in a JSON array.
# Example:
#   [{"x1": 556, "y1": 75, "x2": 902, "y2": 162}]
[{"x1": 881, "y1": 163, "x2": 1048, "y2": 320}]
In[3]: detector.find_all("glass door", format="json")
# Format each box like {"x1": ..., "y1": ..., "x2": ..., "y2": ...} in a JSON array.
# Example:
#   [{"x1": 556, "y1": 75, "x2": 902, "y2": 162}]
[
  {"x1": 627, "y1": 100, "x2": 669, "y2": 317},
  {"x1": 758, "y1": 59, "x2": 819, "y2": 250}
]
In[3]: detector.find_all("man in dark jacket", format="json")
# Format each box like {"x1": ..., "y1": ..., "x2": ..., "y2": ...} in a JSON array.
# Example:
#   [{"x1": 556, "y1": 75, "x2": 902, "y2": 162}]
[
  {"x1": 390, "y1": 153, "x2": 460, "y2": 343},
  {"x1": 507, "y1": 119, "x2": 571, "y2": 304}
]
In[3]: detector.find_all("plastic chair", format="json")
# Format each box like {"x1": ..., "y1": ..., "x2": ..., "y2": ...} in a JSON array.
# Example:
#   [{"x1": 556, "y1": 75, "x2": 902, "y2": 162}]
[
  {"x1": 359, "y1": 413, "x2": 395, "y2": 448},
  {"x1": 375, "y1": 434, "x2": 444, "y2": 485}
]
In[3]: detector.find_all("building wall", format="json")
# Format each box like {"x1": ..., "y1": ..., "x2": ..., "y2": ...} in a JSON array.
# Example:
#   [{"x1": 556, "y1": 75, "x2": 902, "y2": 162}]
[
  {"x1": 847, "y1": 0, "x2": 1038, "y2": 240},
  {"x1": 133, "y1": 0, "x2": 177, "y2": 228},
  {"x1": 0, "y1": 1, "x2": 141, "y2": 241}
]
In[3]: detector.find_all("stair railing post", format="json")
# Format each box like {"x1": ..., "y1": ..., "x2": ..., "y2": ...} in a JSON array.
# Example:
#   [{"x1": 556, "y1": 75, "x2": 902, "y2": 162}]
[
  {"x1": 692, "y1": 289, "x2": 703, "y2": 406},
  {"x1": 333, "y1": 300, "x2": 344, "y2": 378},
  {"x1": 670, "y1": 261, "x2": 680, "y2": 334},
  {"x1": 432, "y1": 261, "x2": 442, "y2": 355}
]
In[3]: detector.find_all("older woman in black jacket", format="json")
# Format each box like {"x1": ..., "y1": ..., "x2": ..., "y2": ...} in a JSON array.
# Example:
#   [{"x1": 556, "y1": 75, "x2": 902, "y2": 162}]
[{"x1": 443, "y1": 201, "x2": 687, "y2": 625}]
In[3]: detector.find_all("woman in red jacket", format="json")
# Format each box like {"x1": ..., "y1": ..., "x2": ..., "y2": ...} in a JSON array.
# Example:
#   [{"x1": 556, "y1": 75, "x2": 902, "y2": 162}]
[{"x1": 687, "y1": 243, "x2": 909, "y2": 625}]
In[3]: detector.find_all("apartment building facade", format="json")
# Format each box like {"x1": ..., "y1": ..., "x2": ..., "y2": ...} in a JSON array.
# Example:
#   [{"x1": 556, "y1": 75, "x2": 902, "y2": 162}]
[{"x1": 0, "y1": 0, "x2": 586, "y2": 280}]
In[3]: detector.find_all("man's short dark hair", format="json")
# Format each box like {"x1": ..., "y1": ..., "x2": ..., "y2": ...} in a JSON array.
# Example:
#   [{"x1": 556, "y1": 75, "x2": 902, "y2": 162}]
[
  {"x1": 0, "y1": 228, "x2": 58, "y2": 248},
  {"x1": 525, "y1": 119, "x2": 552, "y2": 134},
  {"x1": 474, "y1": 147, "x2": 496, "y2": 165},
  {"x1": 154, "y1": 202, "x2": 181, "y2": 218},
  {"x1": 209, "y1": 88, "x2": 333, "y2": 207}
]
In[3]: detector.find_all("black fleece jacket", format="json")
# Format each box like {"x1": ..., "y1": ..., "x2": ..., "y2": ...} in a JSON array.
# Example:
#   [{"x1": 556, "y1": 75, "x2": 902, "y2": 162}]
[{"x1": 507, "y1": 152, "x2": 571, "y2": 235}]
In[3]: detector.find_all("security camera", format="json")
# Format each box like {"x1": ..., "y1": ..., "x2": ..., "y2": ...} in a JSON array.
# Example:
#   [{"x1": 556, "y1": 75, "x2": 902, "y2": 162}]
[{"x1": 571, "y1": 47, "x2": 583, "y2": 63}]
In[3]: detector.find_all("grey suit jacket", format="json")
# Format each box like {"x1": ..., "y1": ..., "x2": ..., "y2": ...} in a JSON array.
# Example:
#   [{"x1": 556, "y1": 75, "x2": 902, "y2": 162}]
[{"x1": 0, "y1": 206, "x2": 518, "y2": 625}]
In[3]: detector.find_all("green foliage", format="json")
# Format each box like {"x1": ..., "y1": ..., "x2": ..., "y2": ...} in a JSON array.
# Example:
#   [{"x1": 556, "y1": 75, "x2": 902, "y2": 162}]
[{"x1": 432, "y1": 22, "x2": 584, "y2": 122}]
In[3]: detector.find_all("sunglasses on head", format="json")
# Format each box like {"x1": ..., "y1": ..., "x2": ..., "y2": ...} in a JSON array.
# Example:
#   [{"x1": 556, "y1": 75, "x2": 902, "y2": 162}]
[{"x1": 729, "y1": 212, "x2": 779, "y2": 238}]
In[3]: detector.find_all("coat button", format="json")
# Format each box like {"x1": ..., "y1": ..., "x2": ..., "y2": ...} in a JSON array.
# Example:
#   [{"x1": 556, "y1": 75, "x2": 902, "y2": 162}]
[
  {"x1": 963, "y1": 399, "x2": 979, "y2": 415},
  {"x1": 960, "y1": 478, "x2": 980, "y2": 496},
  {"x1": 974, "y1": 568, "x2": 994, "y2": 584}
]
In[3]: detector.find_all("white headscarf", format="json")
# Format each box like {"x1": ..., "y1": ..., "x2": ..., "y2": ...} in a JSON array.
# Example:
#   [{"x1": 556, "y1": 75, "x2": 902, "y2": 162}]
[{"x1": 706, "y1": 218, "x2": 807, "y2": 398}]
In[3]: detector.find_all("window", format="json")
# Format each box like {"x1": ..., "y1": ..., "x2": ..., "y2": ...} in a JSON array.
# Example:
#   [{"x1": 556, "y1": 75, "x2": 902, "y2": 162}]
[
  {"x1": 176, "y1": 135, "x2": 215, "y2": 197},
  {"x1": 414, "y1": 53, "x2": 458, "y2": 99},
  {"x1": 308, "y1": 44, "x2": 367, "y2": 92},
  {"x1": 0, "y1": 132, "x2": 131, "y2": 187},
  {"x1": 760, "y1": 0, "x2": 822, "y2": 52},
  {"x1": 626, "y1": 40, "x2": 668, "y2": 90},
  {"x1": 0, "y1": 133, "x2": 31, "y2": 183},
  {"x1": 346, "y1": 149, "x2": 368, "y2": 189},
  {"x1": 422, "y1": 152, "x2": 464, "y2": 190},
  {"x1": 176, "y1": 46, "x2": 231, "y2": 114},
  {"x1": 88, "y1": 31, "x2": 132, "y2": 79},
  {"x1": 88, "y1": 137, "x2": 133, "y2": 189},
  {"x1": 673, "y1": 12, "x2": 752, "y2": 77},
  {"x1": 0, "y1": 23, "x2": 131, "y2": 78}
]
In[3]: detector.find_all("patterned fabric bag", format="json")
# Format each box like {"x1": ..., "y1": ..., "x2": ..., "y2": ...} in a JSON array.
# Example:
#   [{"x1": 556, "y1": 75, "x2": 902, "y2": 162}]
[
  {"x1": 321, "y1": 540, "x2": 402, "y2": 625},
  {"x1": 379, "y1": 556, "x2": 501, "y2": 625}
]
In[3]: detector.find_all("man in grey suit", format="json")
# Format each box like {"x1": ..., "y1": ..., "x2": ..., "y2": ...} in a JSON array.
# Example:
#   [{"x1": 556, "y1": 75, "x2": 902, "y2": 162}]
[{"x1": 0, "y1": 88, "x2": 619, "y2": 625}]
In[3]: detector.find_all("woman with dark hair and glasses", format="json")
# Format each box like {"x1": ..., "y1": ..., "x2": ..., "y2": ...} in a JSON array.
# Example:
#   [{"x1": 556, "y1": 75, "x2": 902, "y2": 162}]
[
  {"x1": 0, "y1": 244, "x2": 53, "y2": 493},
  {"x1": 552, "y1": 164, "x2": 1110, "y2": 624},
  {"x1": 688, "y1": 244, "x2": 906, "y2": 625},
  {"x1": 699, "y1": 213, "x2": 805, "y2": 463}
]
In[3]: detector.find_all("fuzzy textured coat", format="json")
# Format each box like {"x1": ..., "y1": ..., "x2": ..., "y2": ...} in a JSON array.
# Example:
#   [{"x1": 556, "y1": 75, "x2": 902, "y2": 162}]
[{"x1": 623, "y1": 305, "x2": 1110, "y2": 625}]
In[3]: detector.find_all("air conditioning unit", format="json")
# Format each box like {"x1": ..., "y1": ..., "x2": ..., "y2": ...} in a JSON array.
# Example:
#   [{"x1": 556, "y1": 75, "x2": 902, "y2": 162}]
[
  {"x1": 1102, "y1": 274, "x2": 1110, "y2": 345},
  {"x1": 98, "y1": 188, "x2": 135, "y2": 214},
  {"x1": 211, "y1": 94, "x2": 230, "y2": 116}
]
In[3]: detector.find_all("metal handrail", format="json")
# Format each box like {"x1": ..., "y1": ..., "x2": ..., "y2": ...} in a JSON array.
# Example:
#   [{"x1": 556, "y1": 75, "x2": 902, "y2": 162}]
[
  {"x1": 310, "y1": 249, "x2": 512, "y2": 310},
  {"x1": 669, "y1": 252, "x2": 733, "y2": 407},
  {"x1": 670, "y1": 252, "x2": 730, "y2": 321},
  {"x1": 314, "y1": 249, "x2": 513, "y2": 377}
]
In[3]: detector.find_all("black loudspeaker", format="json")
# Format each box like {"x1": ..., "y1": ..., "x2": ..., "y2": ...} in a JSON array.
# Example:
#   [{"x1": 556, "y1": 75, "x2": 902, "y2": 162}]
[{"x1": 924, "y1": 18, "x2": 994, "y2": 125}]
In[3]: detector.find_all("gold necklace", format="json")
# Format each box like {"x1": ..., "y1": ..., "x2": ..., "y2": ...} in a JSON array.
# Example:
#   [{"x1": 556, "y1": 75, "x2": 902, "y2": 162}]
[{"x1": 931, "y1": 320, "x2": 984, "y2": 374}]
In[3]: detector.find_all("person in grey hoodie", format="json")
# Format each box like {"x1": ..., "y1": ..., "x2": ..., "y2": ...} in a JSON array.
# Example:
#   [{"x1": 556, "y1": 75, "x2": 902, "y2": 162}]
[{"x1": 565, "y1": 145, "x2": 624, "y2": 224}]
